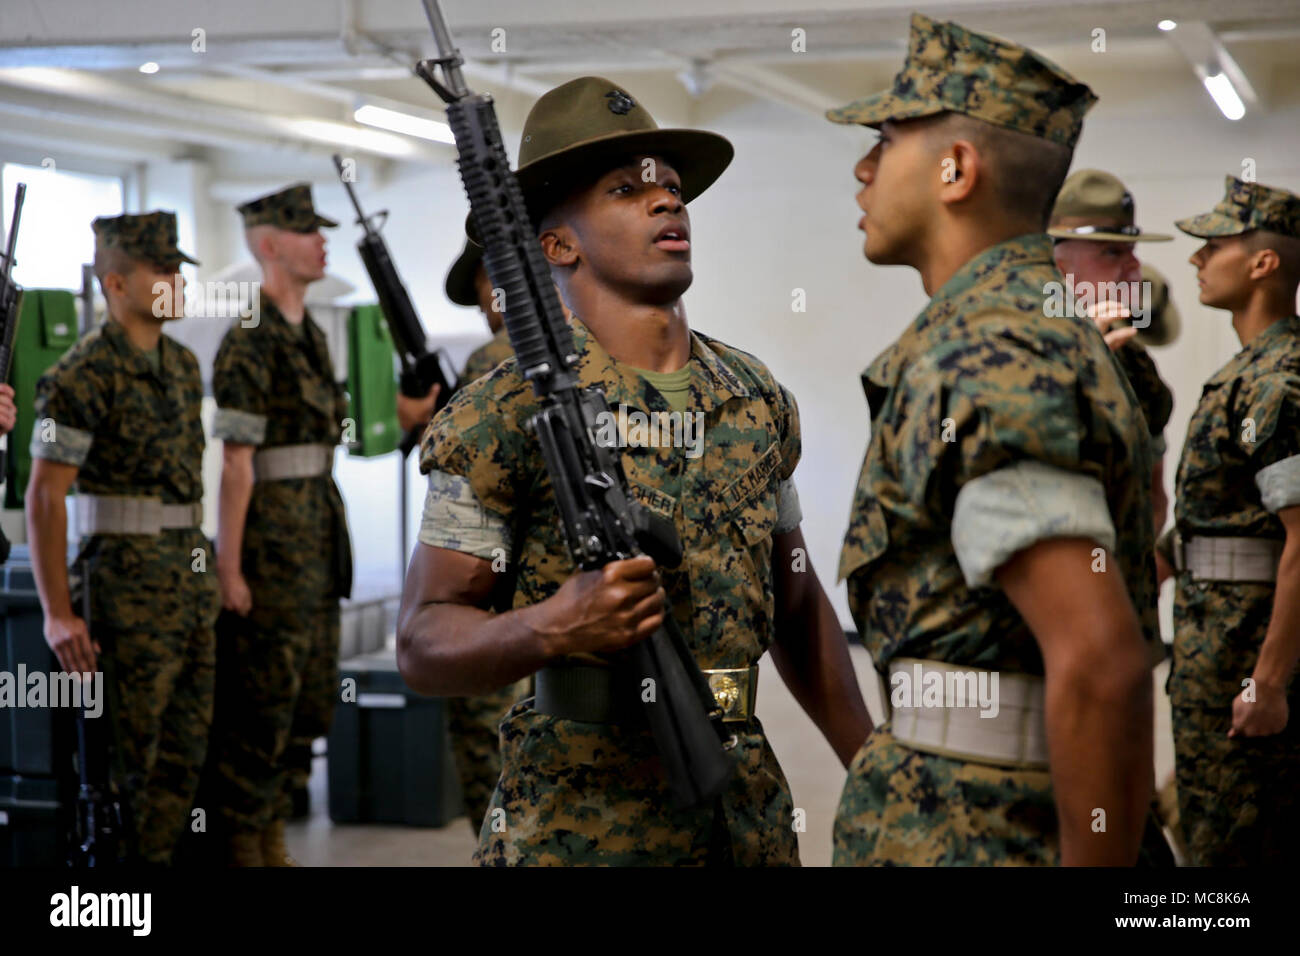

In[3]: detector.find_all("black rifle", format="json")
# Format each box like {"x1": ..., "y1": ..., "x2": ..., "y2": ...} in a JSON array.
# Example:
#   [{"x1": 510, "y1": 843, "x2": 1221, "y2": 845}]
[
  {"x1": 332, "y1": 154, "x2": 457, "y2": 456},
  {"x1": 69, "y1": 562, "x2": 134, "y2": 866},
  {"x1": 0, "y1": 183, "x2": 26, "y2": 565},
  {"x1": 414, "y1": 0, "x2": 732, "y2": 808}
]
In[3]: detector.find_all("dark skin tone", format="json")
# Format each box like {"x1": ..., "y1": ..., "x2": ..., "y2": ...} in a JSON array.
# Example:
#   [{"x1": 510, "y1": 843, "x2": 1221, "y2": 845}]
[
  {"x1": 398, "y1": 155, "x2": 870, "y2": 766},
  {"x1": 850, "y1": 117, "x2": 1153, "y2": 863}
]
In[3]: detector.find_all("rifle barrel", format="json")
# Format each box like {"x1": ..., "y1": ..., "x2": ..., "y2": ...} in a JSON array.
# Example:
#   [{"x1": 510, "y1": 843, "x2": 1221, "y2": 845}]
[{"x1": 2, "y1": 182, "x2": 24, "y2": 280}]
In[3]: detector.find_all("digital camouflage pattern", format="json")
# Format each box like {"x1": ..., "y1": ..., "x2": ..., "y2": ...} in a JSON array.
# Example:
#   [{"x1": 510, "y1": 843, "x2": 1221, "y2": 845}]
[
  {"x1": 825, "y1": 12, "x2": 1097, "y2": 148},
  {"x1": 1175, "y1": 176, "x2": 1300, "y2": 239},
  {"x1": 31, "y1": 319, "x2": 218, "y2": 864},
  {"x1": 210, "y1": 294, "x2": 351, "y2": 834},
  {"x1": 237, "y1": 182, "x2": 338, "y2": 233},
  {"x1": 443, "y1": 332, "x2": 529, "y2": 835},
  {"x1": 421, "y1": 316, "x2": 802, "y2": 865},
  {"x1": 92, "y1": 211, "x2": 198, "y2": 266},
  {"x1": 459, "y1": 327, "x2": 513, "y2": 383},
  {"x1": 1114, "y1": 344, "x2": 1174, "y2": 445},
  {"x1": 1170, "y1": 314, "x2": 1300, "y2": 865},
  {"x1": 834, "y1": 234, "x2": 1160, "y2": 865}
]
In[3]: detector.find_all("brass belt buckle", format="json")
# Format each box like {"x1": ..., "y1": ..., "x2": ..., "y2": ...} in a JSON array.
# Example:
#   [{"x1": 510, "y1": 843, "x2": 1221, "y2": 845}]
[{"x1": 702, "y1": 666, "x2": 756, "y2": 724}]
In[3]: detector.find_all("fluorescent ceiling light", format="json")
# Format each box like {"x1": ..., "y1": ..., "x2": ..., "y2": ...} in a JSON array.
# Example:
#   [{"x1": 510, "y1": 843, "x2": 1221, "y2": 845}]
[
  {"x1": 1203, "y1": 72, "x2": 1245, "y2": 120},
  {"x1": 1157, "y1": 20, "x2": 1177, "y2": 32},
  {"x1": 139, "y1": 61, "x2": 160, "y2": 74},
  {"x1": 354, "y1": 104, "x2": 454, "y2": 145},
  {"x1": 288, "y1": 118, "x2": 416, "y2": 158}
]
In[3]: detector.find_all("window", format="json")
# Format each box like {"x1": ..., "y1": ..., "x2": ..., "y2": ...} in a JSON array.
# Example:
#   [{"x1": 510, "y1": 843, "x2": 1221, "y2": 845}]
[{"x1": 1, "y1": 162, "x2": 125, "y2": 290}]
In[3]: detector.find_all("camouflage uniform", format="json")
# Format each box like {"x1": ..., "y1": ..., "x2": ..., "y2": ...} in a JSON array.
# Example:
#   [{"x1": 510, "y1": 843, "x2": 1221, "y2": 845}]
[
  {"x1": 827, "y1": 15, "x2": 1160, "y2": 865},
  {"x1": 1048, "y1": 169, "x2": 1176, "y2": 456},
  {"x1": 1168, "y1": 178, "x2": 1300, "y2": 866},
  {"x1": 210, "y1": 186, "x2": 351, "y2": 838},
  {"x1": 30, "y1": 212, "x2": 217, "y2": 865},
  {"x1": 460, "y1": 328, "x2": 513, "y2": 383},
  {"x1": 420, "y1": 318, "x2": 803, "y2": 866},
  {"x1": 442, "y1": 326, "x2": 527, "y2": 834}
]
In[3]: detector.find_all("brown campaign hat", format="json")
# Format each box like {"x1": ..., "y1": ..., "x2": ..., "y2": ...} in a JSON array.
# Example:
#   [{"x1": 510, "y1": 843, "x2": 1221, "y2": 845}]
[
  {"x1": 1137, "y1": 262, "x2": 1181, "y2": 347},
  {"x1": 485, "y1": 77, "x2": 733, "y2": 235},
  {"x1": 1049, "y1": 170, "x2": 1172, "y2": 243},
  {"x1": 444, "y1": 239, "x2": 484, "y2": 307},
  {"x1": 826, "y1": 12, "x2": 1096, "y2": 148},
  {"x1": 237, "y1": 182, "x2": 338, "y2": 232},
  {"x1": 92, "y1": 210, "x2": 199, "y2": 267}
]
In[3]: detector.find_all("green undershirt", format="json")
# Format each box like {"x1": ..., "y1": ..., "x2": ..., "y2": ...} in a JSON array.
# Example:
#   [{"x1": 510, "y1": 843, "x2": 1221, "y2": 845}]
[{"x1": 633, "y1": 364, "x2": 692, "y2": 414}]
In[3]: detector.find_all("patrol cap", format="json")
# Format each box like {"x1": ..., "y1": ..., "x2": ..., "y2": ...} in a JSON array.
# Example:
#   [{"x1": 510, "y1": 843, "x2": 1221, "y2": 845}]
[
  {"x1": 512, "y1": 76, "x2": 733, "y2": 225},
  {"x1": 444, "y1": 239, "x2": 484, "y2": 307},
  {"x1": 1049, "y1": 170, "x2": 1171, "y2": 243},
  {"x1": 1137, "y1": 262, "x2": 1180, "y2": 347},
  {"x1": 92, "y1": 210, "x2": 199, "y2": 268},
  {"x1": 237, "y1": 182, "x2": 338, "y2": 232},
  {"x1": 1175, "y1": 175, "x2": 1300, "y2": 239},
  {"x1": 826, "y1": 12, "x2": 1097, "y2": 148}
]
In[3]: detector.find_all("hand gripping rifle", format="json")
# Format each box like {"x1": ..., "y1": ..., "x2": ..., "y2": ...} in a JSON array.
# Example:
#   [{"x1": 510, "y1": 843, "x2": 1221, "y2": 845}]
[
  {"x1": 413, "y1": 0, "x2": 732, "y2": 807},
  {"x1": 0, "y1": 183, "x2": 27, "y2": 565},
  {"x1": 332, "y1": 154, "x2": 458, "y2": 456},
  {"x1": 68, "y1": 563, "x2": 134, "y2": 866}
]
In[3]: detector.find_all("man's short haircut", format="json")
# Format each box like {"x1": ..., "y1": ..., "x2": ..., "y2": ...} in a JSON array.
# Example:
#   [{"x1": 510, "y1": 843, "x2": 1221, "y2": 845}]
[
  {"x1": 92, "y1": 246, "x2": 138, "y2": 287},
  {"x1": 244, "y1": 223, "x2": 275, "y2": 264},
  {"x1": 923, "y1": 112, "x2": 1074, "y2": 229},
  {"x1": 1242, "y1": 228, "x2": 1300, "y2": 290}
]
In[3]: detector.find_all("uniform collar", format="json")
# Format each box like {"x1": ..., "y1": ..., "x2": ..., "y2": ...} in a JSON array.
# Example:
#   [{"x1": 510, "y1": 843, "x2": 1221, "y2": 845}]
[
  {"x1": 259, "y1": 292, "x2": 318, "y2": 345},
  {"x1": 1208, "y1": 313, "x2": 1300, "y2": 387},
  {"x1": 862, "y1": 233, "x2": 1055, "y2": 399},
  {"x1": 569, "y1": 314, "x2": 747, "y2": 415},
  {"x1": 102, "y1": 317, "x2": 179, "y2": 381}
]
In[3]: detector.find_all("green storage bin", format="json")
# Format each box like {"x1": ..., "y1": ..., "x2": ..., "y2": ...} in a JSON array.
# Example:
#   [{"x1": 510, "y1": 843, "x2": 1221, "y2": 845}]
[
  {"x1": 345, "y1": 304, "x2": 401, "y2": 458},
  {"x1": 5, "y1": 289, "x2": 80, "y2": 508}
]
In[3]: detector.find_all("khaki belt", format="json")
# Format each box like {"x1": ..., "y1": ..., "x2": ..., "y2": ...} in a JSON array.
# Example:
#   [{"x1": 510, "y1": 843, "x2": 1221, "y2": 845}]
[
  {"x1": 1171, "y1": 530, "x2": 1282, "y2": 583},
  {"x1": 534, "y1": 662, "x2": 758, "y2": 725},
  {"x1": 253, "y1": 443, "x2": 334, "y2": 482},
  {"x1": 76, "y1": 495, "x2": 203, "y2": 536},
  {"x1": 884, "y1": 658, "x2": 1048, "y2": 770}
]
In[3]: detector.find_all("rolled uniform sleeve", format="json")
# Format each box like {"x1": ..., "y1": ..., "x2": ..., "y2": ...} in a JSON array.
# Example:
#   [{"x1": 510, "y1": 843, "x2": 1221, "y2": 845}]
[
  {"x1": 771, "y1": 383, "x2": 803, "y2": 534},
  {"x1": 416, "y1": 366, "x2": 532, "y2": 561},
  {"x1": 212, "y1": 328, "x2": 270, "y2": 445},
  {"x1": 1244, "y1": 371, "x2": 1300, "y2": 513},
  {"x1": 30, "y1": 360, "x2": 107, "y2": 467},
  {"x1": 891, "y1": 328, "x2": 1115, "y2": 586},
  {"x1": 952, "y1": 461, "x2": 1116, "y2": 587}
]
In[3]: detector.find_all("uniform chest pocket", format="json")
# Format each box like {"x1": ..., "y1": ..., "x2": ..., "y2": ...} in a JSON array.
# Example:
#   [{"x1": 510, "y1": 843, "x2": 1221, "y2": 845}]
[{"x1": 722, "y1": 443, "x2": 781, "y2": 546}]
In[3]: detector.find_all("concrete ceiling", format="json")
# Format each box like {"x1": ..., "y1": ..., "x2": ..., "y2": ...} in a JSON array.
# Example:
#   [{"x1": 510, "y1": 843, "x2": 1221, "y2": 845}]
[{"x1": 1, "y1": 0, "x2": 1298, "y2": 180}]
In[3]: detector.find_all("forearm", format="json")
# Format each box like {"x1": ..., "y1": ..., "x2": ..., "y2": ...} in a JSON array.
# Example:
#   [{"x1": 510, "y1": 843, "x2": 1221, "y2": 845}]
[
  {"x1": 216, "y1": 457, "x2": 254, "y2": 572},
  {"x1": 396, "y1": 599, "x2": 558, "y2": 696},
  {"x1": 1253, "y1": 539, "x2": 1300, "y2": 692},
  {"x1": 25, "y1": 482, "x2": 73, "y2": 620},
  {"x1": 1045, "y1": 628, "x2": 1152, "y2": 866},
  {"x1": 771, "y1": 582, "x2": 872, "y2": 766}
]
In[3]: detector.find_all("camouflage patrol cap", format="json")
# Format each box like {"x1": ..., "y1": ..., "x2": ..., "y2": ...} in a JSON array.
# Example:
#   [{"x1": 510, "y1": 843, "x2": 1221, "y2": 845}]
[
  {"x1": 1175, "y1": 175, "x2": 1300, "y2": 239},
  {"x1": 237, "y1": 182, "x2": 338, "y2": 232},
  {"x1": 444, "y1": 239, "x2": 484, "y2": 307},
  {"x1": 1049, "y1": 170, "x2": 1171, "y2": 242},
  {"x1": 826, "y1": 12, "x2": 1097, "y2": 148},
  {"x1": 92, "y1": 211, "x2": 199, "y2": 267}
]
